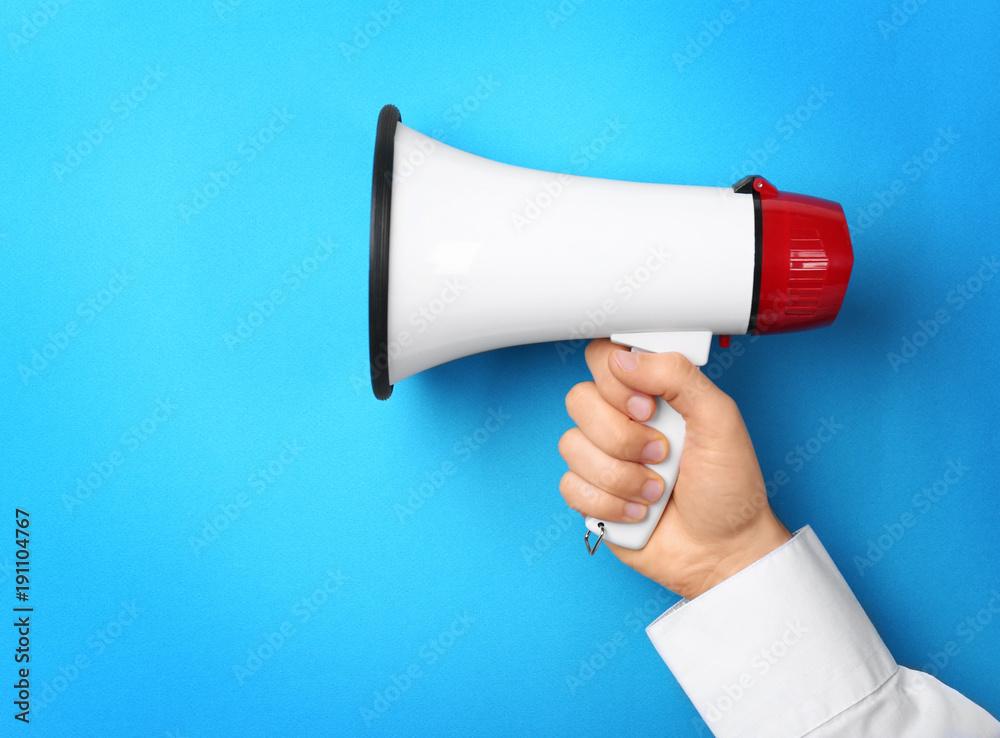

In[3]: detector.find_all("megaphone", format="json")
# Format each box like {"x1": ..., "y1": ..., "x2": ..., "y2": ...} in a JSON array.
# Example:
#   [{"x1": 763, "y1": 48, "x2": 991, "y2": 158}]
[{"x1": 369, "y1": 104, "x2": 852, "y2": 553}]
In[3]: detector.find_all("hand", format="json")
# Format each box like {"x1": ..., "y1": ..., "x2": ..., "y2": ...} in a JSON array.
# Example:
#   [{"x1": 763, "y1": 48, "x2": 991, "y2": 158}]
[{"x1": 558, "y1": 338, "x2": 791, "y2": 599}]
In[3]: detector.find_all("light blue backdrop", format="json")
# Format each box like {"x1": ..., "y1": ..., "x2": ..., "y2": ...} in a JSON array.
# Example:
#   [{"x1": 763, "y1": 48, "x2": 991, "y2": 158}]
[{"x1": 2, "y1": 0, "x2": 998, "y2": 735}]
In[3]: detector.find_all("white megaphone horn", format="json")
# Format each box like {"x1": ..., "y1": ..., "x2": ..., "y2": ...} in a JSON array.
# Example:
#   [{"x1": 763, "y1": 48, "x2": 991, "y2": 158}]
[{"x1": 368, "y1": 104, "x2": 853, "y2": 554}]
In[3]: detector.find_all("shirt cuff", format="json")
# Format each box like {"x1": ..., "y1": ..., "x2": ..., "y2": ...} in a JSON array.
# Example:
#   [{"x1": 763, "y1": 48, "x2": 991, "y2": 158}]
[{"x1": 645, "y1": 526, "x2": 897, "y2": 738}]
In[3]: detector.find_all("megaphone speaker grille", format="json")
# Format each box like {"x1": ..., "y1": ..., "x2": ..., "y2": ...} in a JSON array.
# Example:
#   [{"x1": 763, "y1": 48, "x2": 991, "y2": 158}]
[{"x1": 369, "y1": 104, "x2": 400, "y2": 400}]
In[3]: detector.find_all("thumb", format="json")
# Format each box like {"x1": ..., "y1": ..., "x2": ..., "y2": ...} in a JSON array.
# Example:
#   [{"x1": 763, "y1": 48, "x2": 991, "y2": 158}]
[{"x1": 607, "y1": 349, "x2": 734, "y2": 425}]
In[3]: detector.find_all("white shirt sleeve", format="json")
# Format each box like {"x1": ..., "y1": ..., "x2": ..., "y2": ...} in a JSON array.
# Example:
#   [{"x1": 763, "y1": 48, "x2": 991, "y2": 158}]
[{"x1": 645, "y1": 526, "x2": 1000, "y2": 738}]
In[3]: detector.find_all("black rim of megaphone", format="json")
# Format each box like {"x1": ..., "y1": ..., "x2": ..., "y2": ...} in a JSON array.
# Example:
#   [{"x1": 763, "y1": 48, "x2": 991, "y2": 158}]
[{"x1": 369, "y1": 104, "x2": 400, "y2": 400}]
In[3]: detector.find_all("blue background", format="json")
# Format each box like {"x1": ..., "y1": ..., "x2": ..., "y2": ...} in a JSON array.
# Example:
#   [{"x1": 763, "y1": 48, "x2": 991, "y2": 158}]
[{"x1": 2, "y1": 0, "x2": 999, "y2": 735}]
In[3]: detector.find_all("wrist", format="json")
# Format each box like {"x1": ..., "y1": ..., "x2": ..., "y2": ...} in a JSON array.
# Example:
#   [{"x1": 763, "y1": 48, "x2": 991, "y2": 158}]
[{"x1": 681, "y1": 517, "x2": 793, "y2": 600}]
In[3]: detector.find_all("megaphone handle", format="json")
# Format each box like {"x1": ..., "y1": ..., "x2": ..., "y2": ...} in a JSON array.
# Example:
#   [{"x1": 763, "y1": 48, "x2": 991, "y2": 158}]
[{"x1": 585, "y1": 394, "x2": 684, "y2": 550}]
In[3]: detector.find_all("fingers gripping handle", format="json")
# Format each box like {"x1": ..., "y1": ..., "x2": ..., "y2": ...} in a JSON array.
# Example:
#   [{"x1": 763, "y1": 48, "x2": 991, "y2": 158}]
[
  {"x1": 585, "y1": 395, "x2": 685, "y2": 550},
  {"x1": 583, "y1": 332, "x2": 711, "y2": 553}
]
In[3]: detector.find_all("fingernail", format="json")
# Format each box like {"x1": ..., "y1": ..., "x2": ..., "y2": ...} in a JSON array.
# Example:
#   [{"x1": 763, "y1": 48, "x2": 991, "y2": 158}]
[
  {"x1": 642, "y1": 440, "x2": 667, "y2": 463},
  {"x1": 614, "y1": 350, "x2": 638, "y2": 372},
  {"x1": 626, "y1": 395, "x2": 653, "y2": 421},
  {"x1": 641, "y1": 479, "x2": 663, "y2": 502},
  {"x1": 625, "y1": 502, "x2": 646, "y2": 520}
]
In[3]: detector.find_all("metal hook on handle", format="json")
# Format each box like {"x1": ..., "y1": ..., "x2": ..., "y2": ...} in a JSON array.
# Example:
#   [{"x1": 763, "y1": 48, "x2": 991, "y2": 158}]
[{"x1": 584, "y1": 522, "x2": 605, "y2": 556}]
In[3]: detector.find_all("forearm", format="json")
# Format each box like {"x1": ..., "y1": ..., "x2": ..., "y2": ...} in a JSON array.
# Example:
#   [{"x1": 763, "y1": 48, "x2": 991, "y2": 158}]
[{"x1": 646, "y1": 527, "x2": 1000, "y2": 737}]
